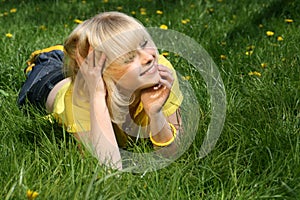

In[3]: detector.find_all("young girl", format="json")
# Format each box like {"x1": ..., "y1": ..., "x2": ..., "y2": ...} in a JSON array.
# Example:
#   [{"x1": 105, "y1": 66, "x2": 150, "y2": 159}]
[{"x1": 18, "y1": 12, "x2": 183, "y2": 170}]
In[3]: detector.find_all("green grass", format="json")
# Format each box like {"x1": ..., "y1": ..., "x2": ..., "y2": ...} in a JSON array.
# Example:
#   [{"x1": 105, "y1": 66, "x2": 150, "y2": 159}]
[{"x1": 1, "y1": 0, "x2": 299, "y2": 199}]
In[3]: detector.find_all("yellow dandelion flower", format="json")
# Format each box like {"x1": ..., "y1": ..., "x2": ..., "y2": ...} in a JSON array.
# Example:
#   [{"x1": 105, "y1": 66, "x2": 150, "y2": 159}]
[
  {"x1": 43, "y1": 114, "x2": 55, "y2": 123},
  {"x1": 268, "y1": 42, "x2": 278, "y2": 47},
  {"x1": 220, "y1": 41, "x2": 226, "y2": 46},
  {"x1": 156, "y1": 10, "x2": 163, "y2": 15},
  {"x1": 254, "y1": 71, "x2": 262, "y2": 77},
  {"x1": 103, "y1": 0, "x2": 108, "y2": 3},
  {"x1": 182, "y1": 76, "x2": 191, "y2": 81},
  {"x1": 131, "y1": 11, "x2": 136, "y2": 15},
  {"x1": 39, "y1": 25, "x2": 47, "y2": 31},
  {"x1": 3, "y1": 12, "x2": 8, "y2": 16},
  {"x1": 258, "y1": 24, "x2": 263, "y2": 28},
  {"x1": 261, "y1": 63, "x2": 267, "y2": 68},
  {"x1": 139, "y1": 8, "x2": 147, "y2": 15},
  {"x1": 160, "y1": 24, "x2": 168, "y2": 30},
  {"x1": 5, "y1": 33, "x2": 13, "y2": 38},
  {"x1": 26, "y1": 189, "x2": 39, "y2": 200},
  {"x1": 64, "y1": 24, "x2": 68, "y2": 28},
  {"x1": 245, "y1": 51, "x2": 253, "y2": 56},
  {"x1": 246, "y1": 45, "x2": 255, "y2": 51},
  {"x1": 284, "y1": 19, "x2": 293, "y2": 23},
  {"x1": 207, "y1": 8, "x2": 214, "y2": 13},
  {"x1": 220, "y1": 55, "x2": 226, "y2": 60},
  {"x1": 116, "y1": 6, "x2": 123, "y2": 10},
  {"x1": 248, "y1": 71, "x2": 261, "y2": 77},
  {"x1": 266, "y1": 31, "x2": 274, "y2": 36},
  {"x1": 161, "y1": 52, "x2": 169, "y2": 56},
  {"x1": 140, "y1": 8, "x2": 147, "y2": 15},
  {"x1": 10, "y1": 8, "x2": 17, "y2": 13},
  {"x1": 181, "y1": 19, "x2": 187, "y2": 24},
  {"x1": 277, "y1": 36, "x2": 283, "y2": 41},
  {"x1": 181, "y1": 19, "x2": 190, "y2": 24},
  {"x1": 74, "y1": 19, "x2": 83, "y2": 24}
]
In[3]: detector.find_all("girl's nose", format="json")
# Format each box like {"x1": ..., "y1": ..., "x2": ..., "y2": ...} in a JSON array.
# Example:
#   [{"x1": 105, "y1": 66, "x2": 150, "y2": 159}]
[{"x1": 139, "y1": 50, "x2": 155, "y2": 66}]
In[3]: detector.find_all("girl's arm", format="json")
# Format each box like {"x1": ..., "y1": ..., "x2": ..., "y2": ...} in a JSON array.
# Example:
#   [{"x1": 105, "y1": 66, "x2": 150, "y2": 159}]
[
  {"x1": 75, "y1": 92, "x2": 122, "y2": 169},
  {"x1": 148, "y1": 108, "x2": 182, "y2": 159},
  {"x1": 141, "y1": 64, "x2": 183, "y2": 152},
  {"x1": 75, "y1": 50, "x2": 122, "y2": 169},
  {"x1": 148, "y1": 108, "x2": 182, "y2": 146}
]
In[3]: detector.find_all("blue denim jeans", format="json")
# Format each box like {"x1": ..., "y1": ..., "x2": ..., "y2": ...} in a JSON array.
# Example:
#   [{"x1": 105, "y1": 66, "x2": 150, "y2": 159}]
[{"x1": 18, "y1": 50, "x2": 65, "y2": 110}]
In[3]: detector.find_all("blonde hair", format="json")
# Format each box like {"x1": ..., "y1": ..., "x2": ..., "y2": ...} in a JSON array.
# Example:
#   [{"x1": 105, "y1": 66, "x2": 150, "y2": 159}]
[{"x1": 64, "y1": 12, "x2": 155, "y2": 124}]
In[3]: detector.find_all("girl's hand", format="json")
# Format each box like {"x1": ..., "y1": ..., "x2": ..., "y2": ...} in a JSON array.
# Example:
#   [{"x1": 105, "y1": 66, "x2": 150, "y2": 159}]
[
  {"x1": 141, "y1": 64, "x2": 174, "y2": 116},
  {"x1": 79, "y1": 50, "x2": 107, "y2": 97}
]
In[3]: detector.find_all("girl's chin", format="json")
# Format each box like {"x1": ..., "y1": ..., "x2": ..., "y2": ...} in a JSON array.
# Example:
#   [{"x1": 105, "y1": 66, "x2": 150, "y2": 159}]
[{"x1": 138, "y1": 75, "x2": 161, "y2": 90}]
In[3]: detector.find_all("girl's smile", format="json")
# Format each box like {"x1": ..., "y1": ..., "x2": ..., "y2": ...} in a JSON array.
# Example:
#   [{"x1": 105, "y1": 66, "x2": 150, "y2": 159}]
[{"x1": 140, "y1": 62, "x2": 158, "y2": 76}]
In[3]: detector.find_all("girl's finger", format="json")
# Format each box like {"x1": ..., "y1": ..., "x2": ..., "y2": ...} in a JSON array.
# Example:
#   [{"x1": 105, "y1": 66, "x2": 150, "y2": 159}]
[
  {"x1": 83, "y1": 51, "x2": 106, "y2": 71},
  {"x1": 97, "y1": 52, "x2": 106, "y2": 71},
  {"x1": 93, "y1": 51, "x2": 106, "y2": 70},
  {"x1": 86, "y1": 51, "x2": 96, "y2": 69},
  {"x1": 159, "y1": 70, "x2": 173, "y2": 80},
  {"x1": 158, "y1": 64, "x2": 173, "y2": 79},
  {"x1": 93, "y1": 50, "x2": 96, "y2": 67},
  {"x1": 158, "y1": 78, "x2": 173, "y2": 89},
  {"x1": 158, "y1": 64, "x2": 172, "y2": 73},
  {"x1": 159, "y1": 68, "x2": 174, "y2": 86}
]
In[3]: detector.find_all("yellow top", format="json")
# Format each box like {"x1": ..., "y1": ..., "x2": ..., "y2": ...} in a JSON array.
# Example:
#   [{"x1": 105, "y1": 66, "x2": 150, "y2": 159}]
[{"x1": 52, "y1": 55, "x2": 183, "y2": 146}]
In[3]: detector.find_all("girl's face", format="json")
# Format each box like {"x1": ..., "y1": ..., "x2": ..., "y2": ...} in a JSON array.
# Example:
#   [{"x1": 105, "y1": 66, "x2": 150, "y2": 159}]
[{"x1": 112, "y1": 39, "x2": 160, "y2": 93}]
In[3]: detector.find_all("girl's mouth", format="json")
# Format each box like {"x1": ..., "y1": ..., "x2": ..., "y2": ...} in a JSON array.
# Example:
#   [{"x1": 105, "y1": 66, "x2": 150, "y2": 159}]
[{"x1": 140, "y1": 63, "x2": 157, "y2": 76}]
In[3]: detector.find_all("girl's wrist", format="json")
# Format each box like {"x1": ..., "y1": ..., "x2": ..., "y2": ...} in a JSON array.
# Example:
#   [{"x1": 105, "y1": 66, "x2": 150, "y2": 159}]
[
  {"x1": 149, "y1": 111, "x2": 167, "y2": 136},
  {"x1": 148, "y1": 111, "x2": 164, "y2": 120},
  {"x1": 90, "y1": 90, "x2": 106, "y2": 98},
  {"x1": 149, "y1": 113, "x2": 175, "y2": 146}
]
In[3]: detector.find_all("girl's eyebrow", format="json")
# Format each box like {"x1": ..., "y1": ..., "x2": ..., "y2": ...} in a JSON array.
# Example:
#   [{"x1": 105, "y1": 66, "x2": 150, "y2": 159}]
[
  {"x1": 139, "y1": 38, "x2": 148, "y2": 48},
  {"x1": 122, "y1": 51, "x2": 137, "y2": 64}
]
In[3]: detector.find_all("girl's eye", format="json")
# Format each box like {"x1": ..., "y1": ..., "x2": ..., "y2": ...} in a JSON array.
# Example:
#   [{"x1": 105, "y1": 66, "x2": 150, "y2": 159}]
[
  {"x1": 123, "y1": 52, "x2": 136, "y2": 64},
  {"x1": 139, "y1": 39, "x2": 148, "y2": 48}
]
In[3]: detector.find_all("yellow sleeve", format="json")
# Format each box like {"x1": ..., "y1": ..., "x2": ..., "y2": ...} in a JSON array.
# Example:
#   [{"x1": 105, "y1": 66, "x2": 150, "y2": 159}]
[{"x1": 52, "y1": 82, "x2": 90, "y2": 133}]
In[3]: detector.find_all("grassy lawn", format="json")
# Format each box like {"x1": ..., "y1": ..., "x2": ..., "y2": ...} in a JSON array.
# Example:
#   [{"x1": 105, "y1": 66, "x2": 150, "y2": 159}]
[{"x1": 0, "y1": 0, "x2": 299, "y2": 199}]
